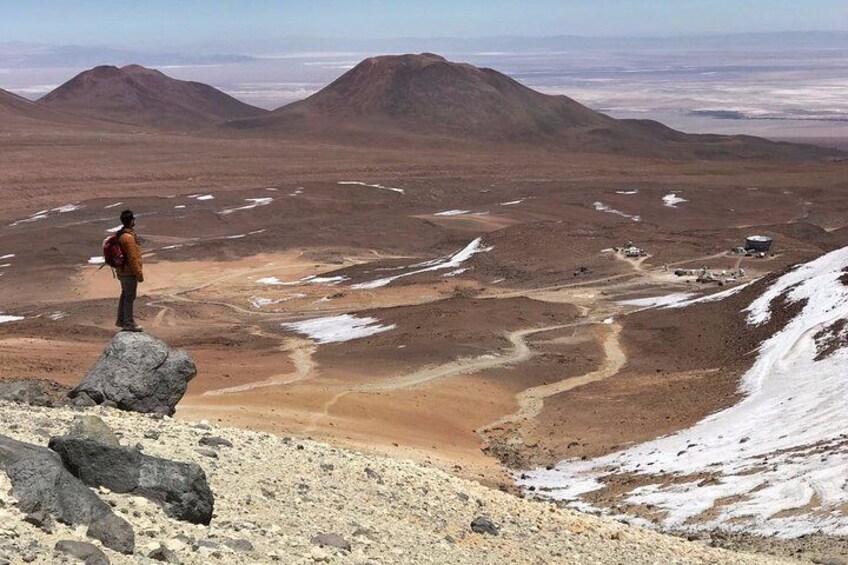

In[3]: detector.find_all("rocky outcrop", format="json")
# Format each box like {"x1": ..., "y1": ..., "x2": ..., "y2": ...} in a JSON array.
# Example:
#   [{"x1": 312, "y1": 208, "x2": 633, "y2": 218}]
[
  {"x1": 54, "y1": 540, "x2": 110, "y2": 565},
  {"x1": 0, "y1": 379, "x2": 69, "y2": 407},
  {"x1": 49, "y1": 436, "x2": 214, "y2": 525},
  {"x1": 68, "y1": 332, "x2": 196, "y2": 416},
  {"x1": 0, "y1": 435, "x2": 135, "y2": 554}
]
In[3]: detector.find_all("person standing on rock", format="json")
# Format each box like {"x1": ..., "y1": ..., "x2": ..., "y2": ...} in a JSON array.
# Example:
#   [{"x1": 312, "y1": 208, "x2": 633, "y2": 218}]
[{"x1": 115, "y1": 209, "x2": 144, "y2": 332}]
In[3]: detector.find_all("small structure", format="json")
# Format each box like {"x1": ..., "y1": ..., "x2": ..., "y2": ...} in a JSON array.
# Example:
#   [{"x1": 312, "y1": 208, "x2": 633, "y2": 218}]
[{"x1": 745, "y1": 235, "x2": 773, "y2": 253}]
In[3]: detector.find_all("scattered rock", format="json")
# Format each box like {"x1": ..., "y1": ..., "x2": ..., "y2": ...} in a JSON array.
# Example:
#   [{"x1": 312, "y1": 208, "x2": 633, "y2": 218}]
[
  {"x1": 48, "y1": 436, "x2": 214, "y2": 525},
  {"x1": 471, "y1": 516, "x2": 499, "y2": 536},
  {"x1": 68, "y1": 332, "x2": 197, "y2": 416},
  {"x1": 144, "y1": 430, "x2": 161, "y2": 440},
  {"x1": 198, "y1": 436, "x2": 232, "y2": 448},
  {"x1": 222, "y1": 537, "x2": 254, "y2": 552},
  {"x1": 148, "y1": 544, "x2": 181, "y2": 563},
  {"x1": 364, "y1": 467, "x2": 384, "y2": 484},
  {"x1": 66, "y1": 416, "x2": 120, "y2": 446},
  {"x1": 54, "y1": 540, "x2": 110, "y2": 565},
  {"x1": 311, "y1": 532, "x2": 351, "y2": 552},
  {"x1": 0, "y1": 436, "x2": 134, "y2": 553},
  {"x1": 196, "y1": 448, "x2": 218, "y2": 459}
]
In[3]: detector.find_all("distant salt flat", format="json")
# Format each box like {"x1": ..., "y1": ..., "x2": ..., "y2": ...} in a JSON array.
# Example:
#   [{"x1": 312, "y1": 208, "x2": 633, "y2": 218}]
[
  {"x1": 352, "y1": 238, "x2": 491, "y2": 290},
  {"x1": 433, "y1": 210, "x2": 470, "y2": 216},
  {"x1": 593, "y1": 202, "x2": 640, "y2": 222},
  {"x1": 338, "y1": 181, "x2": 405, "y2": 194},
  {"x1": 220, "y1": 197, "x2": 274, "y2": 215},
  {"x1": 663, "y1": 192, "x2": 687, "y2": 208},
  {"x1": 281, "y1": 314, "x2": 396, "y2": 344}
]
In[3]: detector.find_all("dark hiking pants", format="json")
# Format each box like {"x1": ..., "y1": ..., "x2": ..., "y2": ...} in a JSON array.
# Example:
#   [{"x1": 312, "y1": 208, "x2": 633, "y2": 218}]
[{"x1": 117, "y1": 275, "x2": 138, "y2": 327}]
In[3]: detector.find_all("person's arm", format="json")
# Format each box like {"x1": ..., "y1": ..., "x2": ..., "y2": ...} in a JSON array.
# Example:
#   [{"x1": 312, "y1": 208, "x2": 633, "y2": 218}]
[{"x1": 121, "y1": 233, "x2": 144, "y2": 282}]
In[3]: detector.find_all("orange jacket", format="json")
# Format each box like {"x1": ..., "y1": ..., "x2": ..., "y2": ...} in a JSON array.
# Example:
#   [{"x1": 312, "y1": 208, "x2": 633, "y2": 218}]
[{"x1": 117, "y1": 229, "x2": 144, "y2": 282}]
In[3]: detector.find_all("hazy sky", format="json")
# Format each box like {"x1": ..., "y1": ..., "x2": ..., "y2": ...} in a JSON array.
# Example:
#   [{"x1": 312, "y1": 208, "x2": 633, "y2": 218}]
[{"x1": 3, "y1": 0, "x2": 848, "y2": 48}]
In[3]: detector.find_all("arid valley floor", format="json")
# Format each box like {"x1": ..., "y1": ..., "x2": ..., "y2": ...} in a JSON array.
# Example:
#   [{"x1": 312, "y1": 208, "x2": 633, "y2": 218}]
[{"x1": 2, "y1": 57, "x2": 848, "y2": 562}]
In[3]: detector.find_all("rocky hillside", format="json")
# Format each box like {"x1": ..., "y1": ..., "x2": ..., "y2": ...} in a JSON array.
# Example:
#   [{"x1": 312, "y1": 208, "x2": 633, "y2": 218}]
[
  {"x1": 38, "y1": 64, "x2": 268, "y2": 128},
  {"x1": 0, "y1": 401, "x2": 795, "y2": 565},
  {"x1": 232, "y1": 53, "x2": 839, "y2": 161}
]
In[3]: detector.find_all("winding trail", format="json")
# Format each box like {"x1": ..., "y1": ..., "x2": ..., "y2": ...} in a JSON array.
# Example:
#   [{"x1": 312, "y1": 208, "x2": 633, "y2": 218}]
[
  {"x1": 479, "y1": 322, "x2": 625, "y2": 439},
  {"x1": 357, "y1": 322, "x2": 587, "y2": 392}
]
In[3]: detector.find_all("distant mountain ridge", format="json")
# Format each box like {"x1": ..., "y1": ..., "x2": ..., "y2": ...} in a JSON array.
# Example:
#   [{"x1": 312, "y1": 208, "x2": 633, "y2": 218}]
[
  {"x1": 39, "y1": 64, "x2": 268, "y2": 128},
  {"x1": 232, "y1": 53, "x2": 839, "y2": 160}
]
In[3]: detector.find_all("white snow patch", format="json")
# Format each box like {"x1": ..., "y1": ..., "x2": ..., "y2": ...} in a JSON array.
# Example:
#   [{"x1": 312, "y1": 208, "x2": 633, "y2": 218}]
[
  {"x1": 500, "y1": 199, "x2": 525, "y2": 206},
  {"x1": 106, "y1": 225, "x2": 123, "y2": 233},
  {"x1": 192, "y1": 194, "x2": 215, "y2": 201},
  {"x1": 104, "y1": 201, "x2": 124, "y2": 209},
  {"x1": 53, "y1": 204, "x2": 83, "y2": 213},
  {"x1": 338, "y1": 181, "x2": 404, "y2": 194},
  {"x1": 88, "y1": 256, "x2": 105, "y2": 265},
  {"x1": 281, "y1": 314, "x2": 396, "y2": 344},
  {"x1": 0, "y1": 314, "x2": 24, "y2": 324},
  {"x1": 433, "y1": 210, "x2": 470, "y2": 216},
  {"x1": 593, "y1": 202, "x2": 640, "y2": 222},
  {"x1": 256, "y1": 277, "x2": 285, "y2": 285},
  {"x1": 667, "y1": 279, "x2": 760, "y2": 309},
  {"x1": 616, "y1": 190, "x2": 639, "y2": 195},
  {"x1": 0, "y1": 264, "x2": 10, "y2": 269},
  {"x1": 663, "y1": 192, "x2": 687, "y2": 208},
  {"x1": 160, "y1": 244, "x2": 184, "y2": 250},
  {"x1": 174, "y1": 205, "x2": 187, "y2": 209},
  {"x1": 225, "y1": 234, "x2": 246, "y2": 239},
  {"x1": 250, "y1": 295, "x2": 303, "y2": 309},
  {"x1": 0, "y1": 254, "x2": 14, "y2": 260},
  {"x1": 618, "y1": 292, "x2": 698, "y2": 308},
  {"x1": 443, "y1": 268, "x2": 469, "y2": 277},
  {"x1": 219, "y1": 197, "x2": 274, "y2": 215},
  {"x1": 46, "y1": 311, "x2": 67, "y2": 321},
  {"x1": 9, "y1": 213, "x2": 48, "y2": 227},
  {"x1": 521, "y1": 245, "x2": 848, "y2": 537},
  {"x1": 352, "y1": 238, "x2": 492, "y2": 290}
]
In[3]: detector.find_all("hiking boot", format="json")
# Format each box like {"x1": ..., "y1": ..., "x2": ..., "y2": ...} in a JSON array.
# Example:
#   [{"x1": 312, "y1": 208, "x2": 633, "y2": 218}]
[{"x1": 121, "y1": 325, "x2": 144, "y2": 333}]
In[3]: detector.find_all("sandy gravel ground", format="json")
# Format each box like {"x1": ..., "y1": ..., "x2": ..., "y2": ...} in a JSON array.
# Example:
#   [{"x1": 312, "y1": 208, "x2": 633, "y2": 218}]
[{"x1": 0, "y1": 401, "x2": 797, "y2": 565}]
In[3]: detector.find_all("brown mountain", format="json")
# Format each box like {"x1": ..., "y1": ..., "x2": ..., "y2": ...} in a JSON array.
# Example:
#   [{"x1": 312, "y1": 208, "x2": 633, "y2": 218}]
[
  {"x1": 0, "y1": 87, "x2": 84, "y2": 130},
  {"x1": 39, "y1": 64, "x2": 268, "y2": 128},
  {"x1": 232, "y1": 53, "x2": 838, "y2": 160}
]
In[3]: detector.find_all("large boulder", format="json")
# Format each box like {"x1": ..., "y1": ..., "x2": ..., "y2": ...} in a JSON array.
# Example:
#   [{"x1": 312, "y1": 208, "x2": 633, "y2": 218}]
[
  {"x1": 49, "y1": 436, "x2": 214, "y2": 525},
  {"x1": 0, "y1": 435, "x2": 135, "y2": 554},
  {"x1": 68, "y1": 332, "x2": 197, "y2": 416}
]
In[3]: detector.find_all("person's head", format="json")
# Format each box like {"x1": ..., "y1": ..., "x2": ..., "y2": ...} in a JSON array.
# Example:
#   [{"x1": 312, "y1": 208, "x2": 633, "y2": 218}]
[{"x1": 120, "y1": 209, "x2": 135, "y2": 229}]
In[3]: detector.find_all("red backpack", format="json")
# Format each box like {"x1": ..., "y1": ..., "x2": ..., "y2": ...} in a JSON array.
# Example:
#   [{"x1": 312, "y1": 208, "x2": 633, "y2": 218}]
[{"x1": 102, "y1": 230, "x2": 127, "y2": 269}]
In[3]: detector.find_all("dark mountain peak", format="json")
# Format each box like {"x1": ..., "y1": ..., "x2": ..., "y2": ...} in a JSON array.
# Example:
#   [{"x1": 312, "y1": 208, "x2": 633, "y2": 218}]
[{"x1": 39, "y1": 64, "x2": 267, "y2": 128}]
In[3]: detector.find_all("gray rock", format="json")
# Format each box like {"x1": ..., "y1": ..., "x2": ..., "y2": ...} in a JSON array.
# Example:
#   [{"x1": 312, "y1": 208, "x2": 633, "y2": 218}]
[
  {"x1": 364, "y1": 467, "x2": 384, "y2": 484},
  {"x1": 55, "y1": 540, "x2": 110, "y2": 565},
  {"x1": 311, "y1": 532, "x2": 351, "y2": 552},
  {"x1": 70, "y1": 392, "x2": 97, "y2": 408},
  {"x1": 144, "y1": 430, "x2": 161, "y2": 440},
  {"x1": 68, "y1": 332, "x2": 197, "y2": 416},
  {"x1": 0, "y1": 380, "x2": 54, "y2": 407},
  {"x1": 67, "y1": 416, "x2": 120, "y2": 446},
  {"x1": 196, "y1": 448, "x2": 218, "y2": 459},
  {"x1": 198, "y1": 436, "x2": 232, "y2": 448},
  {"x1": 49, "y1": 436, "x2": 214, "y2": 525},
  {"x1": 470, "y1": 516, "x2": 499, "y2": 536},
  {"x1": 222, "y1": 537, "x2": 254, "y2": 552},
  {"x1": 148, "y1": 544, "x2": 181, "y2": 563},
  {"x1": 0, "y1": 435, "x2": 134, "y2": 554}
]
